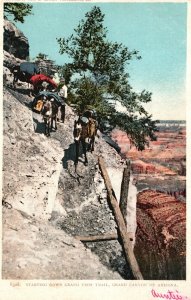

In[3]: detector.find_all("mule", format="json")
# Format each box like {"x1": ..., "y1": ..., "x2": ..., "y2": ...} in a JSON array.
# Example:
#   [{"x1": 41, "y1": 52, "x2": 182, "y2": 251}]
[
  {"x1": 12, "y1": 66, "x2": 32, "y2": 88},
  {"x1": 41, "y1": 98, "x2": 58, "y2": 136},
  {"x1": 73, "y1": 114, "x2": 98, "y2": 169}
]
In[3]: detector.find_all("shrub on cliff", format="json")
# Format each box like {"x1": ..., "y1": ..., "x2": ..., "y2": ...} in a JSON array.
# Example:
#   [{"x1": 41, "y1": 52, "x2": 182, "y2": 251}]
[{"x1": 4, "y1": 3, "x2": 33, "y2": 23}]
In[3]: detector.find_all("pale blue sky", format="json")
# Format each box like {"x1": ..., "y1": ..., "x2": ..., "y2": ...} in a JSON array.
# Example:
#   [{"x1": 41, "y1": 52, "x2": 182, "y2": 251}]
[{"x1": 14, "y1": 2, "x2": 187, "y2": 120}]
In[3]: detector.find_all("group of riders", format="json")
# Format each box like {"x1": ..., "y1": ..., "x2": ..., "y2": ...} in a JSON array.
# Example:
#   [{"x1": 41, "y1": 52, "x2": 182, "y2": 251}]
[{"x1": 12, "y1": 61, "x2": 98, "y2": 167}]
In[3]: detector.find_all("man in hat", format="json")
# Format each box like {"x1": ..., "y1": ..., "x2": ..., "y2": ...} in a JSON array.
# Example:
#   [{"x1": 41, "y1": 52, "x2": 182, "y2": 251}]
[{"x1": 58, "y1": 78, "x2": 67, "y2": 123}]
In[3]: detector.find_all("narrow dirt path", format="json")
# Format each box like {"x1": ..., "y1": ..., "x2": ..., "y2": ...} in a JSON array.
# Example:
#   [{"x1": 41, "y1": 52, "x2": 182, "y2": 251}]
[{"x1": 37, "y1": 105, "x2": 134, "y2": 279}]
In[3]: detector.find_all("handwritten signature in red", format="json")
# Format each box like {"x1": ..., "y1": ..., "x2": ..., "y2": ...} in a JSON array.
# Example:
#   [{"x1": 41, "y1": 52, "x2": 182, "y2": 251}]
[{"x1": 151, "y1": 289, "x2": 191, "y2": 300}]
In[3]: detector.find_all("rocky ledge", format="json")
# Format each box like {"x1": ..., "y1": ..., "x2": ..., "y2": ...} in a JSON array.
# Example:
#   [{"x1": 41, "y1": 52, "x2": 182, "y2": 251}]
[
  {"x1": 134, "y1": 190, "x2": 186, "y2": 280},
  {"x1": 4, "y1": 19, "x2": 29, "y2": 60}
]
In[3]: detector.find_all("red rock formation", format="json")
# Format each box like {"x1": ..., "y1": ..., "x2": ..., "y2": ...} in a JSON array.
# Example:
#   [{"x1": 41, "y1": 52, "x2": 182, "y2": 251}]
[
  {"x1": 131, "y1": 160, "x2": 177, "y2": 175},
  {"x1": 134, "y1": 190, "x2": 186, "y2": 280},
  {"x1": 111, "y1": 128, "x2": 186, "y2": 176},
  {"x1": 111, "y1": 129, "x2": 131, "y2": 154},
  {"x1": 111, "y1": 128, "x2": 185, "y2": 160}
]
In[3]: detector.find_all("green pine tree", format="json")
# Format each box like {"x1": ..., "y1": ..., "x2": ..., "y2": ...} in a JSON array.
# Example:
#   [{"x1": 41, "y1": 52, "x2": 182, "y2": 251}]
[
  {"x1": 4, "y1": 3, "x2": 33, "y2": 23},
  {"x1": 57, "y1": 6, "x2": 158, "y2": 150}
]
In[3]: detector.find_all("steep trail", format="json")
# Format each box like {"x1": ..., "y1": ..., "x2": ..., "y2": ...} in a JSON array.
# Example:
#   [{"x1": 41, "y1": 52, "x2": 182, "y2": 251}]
[
  {"x1": 27, "y1": 91, "x2": 136, "y2": 279},
  {"x1": 2, "y1": 85, "x2": 125, "y2": 279},
  {"x1": 48, "y1": 110, "x2": 135, "y2": 279}
]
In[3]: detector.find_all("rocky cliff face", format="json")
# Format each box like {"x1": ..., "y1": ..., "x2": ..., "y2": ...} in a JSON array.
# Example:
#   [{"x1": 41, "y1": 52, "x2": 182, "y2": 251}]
[
  {"x1": 3, "y1": 50, "x2": 24, "y2": 73},
  {"x1": 134, "y1": 190, "x2": 186, "y2": 280},
  {"x1": 2, "y1": 85, "x2": 124, "y2": 280},
  {"x1": 3, "y1": 87, "x2": 63, "y2": 221},
  {"x1": 3, "y1": 19, "x2": 58, "y2": 80},
  {"x1": 3, "y1": 19, "x2": 27, "y2": 81},
  {"x1": 35, "y1": 59, "x2": 57, "y2": 76},
  {"x1": 4, "y1": 19, "x2": 29, "y2": 60}
]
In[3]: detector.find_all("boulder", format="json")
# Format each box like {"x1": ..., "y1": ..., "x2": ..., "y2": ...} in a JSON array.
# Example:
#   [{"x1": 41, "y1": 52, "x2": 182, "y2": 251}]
[
  {"x1": 3, "y1": 19, "x2": 29, "y2": 60},
  {"x1": 3, "y1": 50, "x2": 24, "y2": 71},
  {"x1": 3, "y1": 66, "x2": 13, "y2": 85}
]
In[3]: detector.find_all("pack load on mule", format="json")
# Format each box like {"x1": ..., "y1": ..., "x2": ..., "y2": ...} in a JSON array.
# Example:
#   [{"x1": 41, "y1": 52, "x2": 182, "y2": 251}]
[
  {"x1": 20, "y1": 62, "x2": 39, "y2": 76},
  {"x1": 29, "y1": 74, "x2": 58, "y2": 94},
  {"x1": 73, "y1": 109, "x2": 98, "y2": 169},
  {"x1": 12, "y1": 62, "x2": 39, "y2": 86},
  {"x1": 83, "y1": 109, "x2": 97, "y2": 120},
  {"x1": 81, "y1": 109, "x2": 98, "y2": 137},
  {"x1": 32, "y1": 91, "x2": 64, "y2": 113}
]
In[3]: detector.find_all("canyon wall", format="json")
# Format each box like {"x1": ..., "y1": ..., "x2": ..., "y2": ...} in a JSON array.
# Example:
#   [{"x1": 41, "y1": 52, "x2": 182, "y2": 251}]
[
  {"x1": 4, "y1": 19, "x2": 29, "y2": 60},
  {"x1": 134, "y1": 190, "x2": 186, "y2": 280}
]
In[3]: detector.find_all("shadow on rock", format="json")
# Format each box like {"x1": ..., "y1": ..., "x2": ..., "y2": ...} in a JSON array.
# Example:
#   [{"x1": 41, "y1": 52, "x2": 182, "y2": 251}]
[
  {"x1": 33, "y1": 117, "x2": 45, "y2": 134},
  {"x1": 7, "y1": 86, "x2": 32, "y2": 109},
  {"x1": 62, "y1": 142, "x2": 76, "y2": 169},
  {"x1": 13, "y1": 87, "x2": 31, "y2": 97},
  {"x1": 62, "y1": 142, "x2": 89, "y2": 170}
]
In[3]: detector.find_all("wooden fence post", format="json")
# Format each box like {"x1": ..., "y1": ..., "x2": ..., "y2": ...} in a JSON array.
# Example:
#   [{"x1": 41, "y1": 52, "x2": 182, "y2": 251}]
[
  {"x1": 98, "y1": 156, "x2": 143, "y2": 280},
  {"x1": 75, "y1": 233, "x2": 118, "y2": 242},
  {"x1": 119, "y1": 159, "x2": 131, "y2": 226}
]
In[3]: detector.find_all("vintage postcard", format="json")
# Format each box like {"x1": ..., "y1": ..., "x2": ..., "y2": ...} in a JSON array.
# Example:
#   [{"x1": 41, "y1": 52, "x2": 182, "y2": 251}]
[{"x1": 1, "y1": 0, "x2": 190, "y2": 299}]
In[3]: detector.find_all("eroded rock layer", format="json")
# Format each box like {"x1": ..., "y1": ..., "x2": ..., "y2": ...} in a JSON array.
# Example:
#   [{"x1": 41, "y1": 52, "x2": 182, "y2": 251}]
[
  {"x1": 4, "y1": 19, "x2": 29, "y2": 60},
  {"x1": 134, "y1": 190, "x2": 186, "y2": 280},
  {"x1": 111, "y1": 127, "x2": 186, "y2": 200}
]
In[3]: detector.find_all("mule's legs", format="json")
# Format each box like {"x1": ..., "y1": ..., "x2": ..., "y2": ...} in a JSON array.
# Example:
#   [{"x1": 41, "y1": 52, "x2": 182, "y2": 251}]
[
  {"x1": 44, "y1": 118, "x2": 50, "y2": 136},
  {"x1": 87, "y1": 135, "x2": 95, "y2": 152},
  {"x1": 28, "y1": 84, "x2": 33, "y2": 97},
  {"x1": 88, "y1": 135, "x2": 95, "y2": 152},
  {"x1": 54, "y1": 116, "x2": 57, "y2": 130},
  {"x1": 61, "y1": 104, "x2": 65, "y2": 123},
  {"x1": 91, "y1": 135, "x2": 95, "y2": 152},
  {"x1": 55, "y1": 116, "x2": 57, "y2": 130},
  {"x1": 75, "y1": 140, "x2": 80, "y2": 171},
  {"x1": 50, "y1": 116, "x2": 58, "y2": 131},
  {"x1": 81, "y1": 139, "x2": 88, "y2": 166},
  {"x1": 47, "y1": 119, "x2": 50, "y2": 136},
  {"x1": 51, "y1": 117, "x2": 53, "y2": 131},
  {"x1": 44, "y1": 119, "x2": 47, "y2": 136}
]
